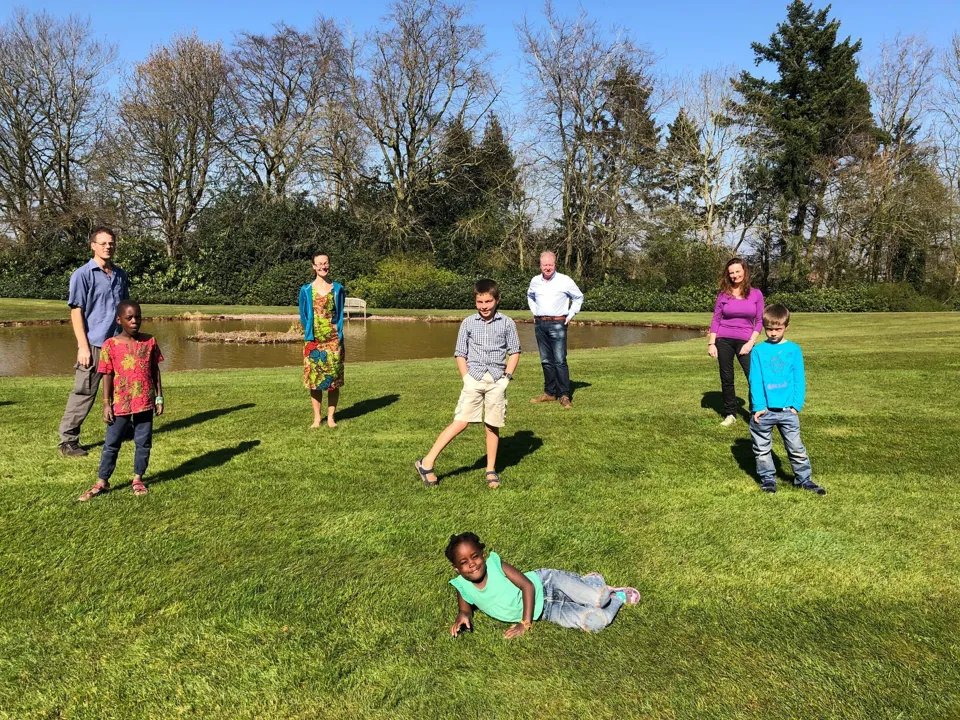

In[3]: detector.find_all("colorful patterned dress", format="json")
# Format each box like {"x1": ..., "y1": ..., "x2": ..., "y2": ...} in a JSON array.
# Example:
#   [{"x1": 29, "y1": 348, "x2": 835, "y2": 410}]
[{"x1": 303, "y1": 286, "x2": 344, "y2": 390}]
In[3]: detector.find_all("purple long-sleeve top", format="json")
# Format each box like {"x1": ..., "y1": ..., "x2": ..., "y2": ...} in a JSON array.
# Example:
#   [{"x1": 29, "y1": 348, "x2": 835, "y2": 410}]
[{"x1": 709, "y1": 288, "x2": 764, "y2": 341}]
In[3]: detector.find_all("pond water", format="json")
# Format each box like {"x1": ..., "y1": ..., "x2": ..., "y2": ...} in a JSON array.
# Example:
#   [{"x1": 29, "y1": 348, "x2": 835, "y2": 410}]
[{"x1": 0, "y1": 317, "x2": 700, "y2": 377}]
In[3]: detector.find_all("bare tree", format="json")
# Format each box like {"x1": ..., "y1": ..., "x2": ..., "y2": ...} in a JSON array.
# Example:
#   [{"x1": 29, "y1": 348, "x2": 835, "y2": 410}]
[
  {"x1": 518, "y1": 2, "x2": 658, "y2": 277},
  {"x1": 854, "y1": 35, "x2": 939, "y2": 283},
  {"x1": 111, "y1": 34, "x2": 228, "y2": 259},
  {"x1": 936, "y1": 33, "x2": 960, "y2": 287},
  {"x1": 672, "y1": 66, "x2": 743, "y2": 247},
  {"x1": 223, "y1": 19, "x2": 346, "y2": 199},
  {"x1": 347, "y1": 0, "x2": 497, "y2": 248},
  {"x1": 0, "y1": 9, "x2": 115, "y2": 244}
]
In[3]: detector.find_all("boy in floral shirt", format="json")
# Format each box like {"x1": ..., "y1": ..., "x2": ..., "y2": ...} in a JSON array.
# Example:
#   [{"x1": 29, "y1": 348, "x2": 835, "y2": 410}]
[{"x1": 78, "y1": 300, "x2": 164, "y2": 501}]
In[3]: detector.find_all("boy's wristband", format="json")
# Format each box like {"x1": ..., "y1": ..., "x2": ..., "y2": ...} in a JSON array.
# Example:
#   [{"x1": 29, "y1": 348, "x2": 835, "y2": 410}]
[{"x1": 155, "y1": 396, "x2": 164, "y2": 404}]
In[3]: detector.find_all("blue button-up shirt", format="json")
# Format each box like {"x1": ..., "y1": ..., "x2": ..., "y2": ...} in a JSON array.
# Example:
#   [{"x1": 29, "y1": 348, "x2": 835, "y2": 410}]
[
  {"x1": 454, "y1": 312, "x2": 521, "y2": 381},
  {"x1": 67, "y1": 259, "x2": 130, "y2": 348}
]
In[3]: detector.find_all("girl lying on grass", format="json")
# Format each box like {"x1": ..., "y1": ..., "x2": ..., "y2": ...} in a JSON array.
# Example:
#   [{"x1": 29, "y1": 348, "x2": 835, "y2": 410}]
[{"x1": 446, "y1": 532, "x2": 640, "y2": 638}]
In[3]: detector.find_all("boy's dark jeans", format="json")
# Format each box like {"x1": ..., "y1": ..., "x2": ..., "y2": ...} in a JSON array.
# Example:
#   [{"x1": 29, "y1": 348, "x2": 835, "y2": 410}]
[
  {"x1": 715, "y1": 337, "x2": 751, "y2": 416},
  {"x1": 97, "y1": 410, "x2": 154, "y2": 481},
  {"x1": 535, "y1": 319, "x2": 570, "y2": 399}
]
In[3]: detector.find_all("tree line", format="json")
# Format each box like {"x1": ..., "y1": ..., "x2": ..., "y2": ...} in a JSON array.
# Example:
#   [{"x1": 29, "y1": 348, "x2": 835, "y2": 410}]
[{"x1": 2, "y1": 0, "x2": 960, "y2": 304}]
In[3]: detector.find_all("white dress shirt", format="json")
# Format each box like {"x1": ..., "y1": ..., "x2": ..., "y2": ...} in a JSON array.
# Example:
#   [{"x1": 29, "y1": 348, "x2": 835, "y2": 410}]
[{"x1": 527, "y1": 272, "x2": 584, "y2": 322}]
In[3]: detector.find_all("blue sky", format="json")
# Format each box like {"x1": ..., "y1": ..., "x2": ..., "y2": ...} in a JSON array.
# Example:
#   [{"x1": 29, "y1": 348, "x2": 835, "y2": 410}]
[{"x1": 6, "y1": 0, "x2": 959, "y2": 104}]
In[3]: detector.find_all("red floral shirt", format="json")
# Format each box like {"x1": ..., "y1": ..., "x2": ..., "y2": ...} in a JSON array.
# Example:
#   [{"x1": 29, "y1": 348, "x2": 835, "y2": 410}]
[{"x1": 97, "y1": 335, "x2": 163, "y2": 415}]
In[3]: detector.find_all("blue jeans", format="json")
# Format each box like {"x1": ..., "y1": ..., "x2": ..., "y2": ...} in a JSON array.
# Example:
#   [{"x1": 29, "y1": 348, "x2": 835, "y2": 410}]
[
  {"x1": 534, "y1": 320, "x2": 570, "y2": 398},
  {"x1": 534, "y1": 569, "x2": 624, "y2": 632},
  {"x1": 749, "y1": 410, "x2": 812, "y2": 485},
  {"x1": 97, "y1": 410, "x2": 154, "y2": 481}
]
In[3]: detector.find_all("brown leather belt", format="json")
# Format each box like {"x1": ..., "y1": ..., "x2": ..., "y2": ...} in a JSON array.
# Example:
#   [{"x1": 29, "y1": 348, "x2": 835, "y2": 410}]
[{"x1": 535, "y1": 315, "x2": 567, "y2": 321}]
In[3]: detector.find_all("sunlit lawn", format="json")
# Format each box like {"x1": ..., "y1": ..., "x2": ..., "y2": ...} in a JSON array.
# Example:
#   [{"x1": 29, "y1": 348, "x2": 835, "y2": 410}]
[{"x1": 0, "y1": 312, "x2": 957, "y2": 718}]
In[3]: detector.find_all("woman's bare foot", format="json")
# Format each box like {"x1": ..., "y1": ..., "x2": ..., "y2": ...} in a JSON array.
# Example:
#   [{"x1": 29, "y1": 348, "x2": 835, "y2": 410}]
[
  {"x1": 326, "y1": 418, "x2": 337, "y2": 428},
  {"x1": 310, "y1": 419, "x2": 322, "y2": 428}
]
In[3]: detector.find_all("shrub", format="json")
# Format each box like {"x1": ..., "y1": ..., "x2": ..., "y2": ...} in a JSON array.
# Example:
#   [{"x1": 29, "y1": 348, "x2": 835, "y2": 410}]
[
  {"x1": 584, "y1": 282, "x2": 716, "y2": 312},
  {"x1": 769, "y1": 283, "x2": 949, "y2": 312}
]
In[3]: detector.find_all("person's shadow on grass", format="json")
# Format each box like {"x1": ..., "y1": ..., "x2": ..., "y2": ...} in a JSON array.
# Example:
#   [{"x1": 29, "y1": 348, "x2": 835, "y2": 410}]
[
  {"x1": 702, "y1": 391, "x2": 750, "y2": 420},
  {"x1": 570, "y1": 381, "x2": 592, "y2": 399},
  {"x1": 336, "y1": 394, "x2": 400, "y2": 422},
  {"x1": 156, "y1": 403, "x2": 256, "y2": 435},
  {"x1": 110, "y1": 440, "x2": 261, "y2": 491},
  {"x1": 0, "y1": 400, "x2": 15, "y2": 407},
  {"x1": 442, "y1": 430, "x2": 544, "y2": 479},
  {"x1": 731, "y1": 437, "x2": 788, "y2": 487}
]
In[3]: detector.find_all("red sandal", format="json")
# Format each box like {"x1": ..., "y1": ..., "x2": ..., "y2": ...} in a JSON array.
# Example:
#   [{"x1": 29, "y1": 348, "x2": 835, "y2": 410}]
[
  {"x1": 77, "y1": 480, "x2": 109, "y2": 502},
  {"x1": 132, "y1": 479, "x2": 148, "y2": 496}
]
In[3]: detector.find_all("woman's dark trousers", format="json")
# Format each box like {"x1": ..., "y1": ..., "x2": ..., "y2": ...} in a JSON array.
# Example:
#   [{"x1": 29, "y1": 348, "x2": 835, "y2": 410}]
[{"x1": 716, "y1": 337, "x2": 751, "y2": 417}]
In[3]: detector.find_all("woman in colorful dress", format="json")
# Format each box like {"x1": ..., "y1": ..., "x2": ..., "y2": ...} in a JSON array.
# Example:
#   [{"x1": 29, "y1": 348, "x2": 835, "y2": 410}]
[{"x1": 299, "y1": 252, "x2": 346, "y2": 428}]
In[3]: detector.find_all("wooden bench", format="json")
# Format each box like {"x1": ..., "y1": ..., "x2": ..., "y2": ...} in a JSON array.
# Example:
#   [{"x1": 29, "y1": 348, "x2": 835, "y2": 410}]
[{"x1": 344, "y1": 297, "x2": 367, "y2": 319}]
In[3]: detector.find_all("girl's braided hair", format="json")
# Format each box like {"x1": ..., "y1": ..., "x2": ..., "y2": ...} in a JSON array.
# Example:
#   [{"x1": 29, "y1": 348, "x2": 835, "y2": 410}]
[{"x1": 445, "y1": 532, "x2": 485, "y2": 563}]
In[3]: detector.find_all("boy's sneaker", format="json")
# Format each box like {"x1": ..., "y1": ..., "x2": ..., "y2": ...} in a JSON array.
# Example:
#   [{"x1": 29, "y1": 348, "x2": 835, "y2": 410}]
[
  {"x1": 760, "y1": 480, "x2": 777, "y2": 493},
  {"x1": 795, "y1": 479, "x2": 826, "y2": 495},
  {"x1": 58, "y1": 441, "x2": 88, "y2": 457},
  {"x1": 719, "y1": 415, "x2": 736, "y2": 426}
]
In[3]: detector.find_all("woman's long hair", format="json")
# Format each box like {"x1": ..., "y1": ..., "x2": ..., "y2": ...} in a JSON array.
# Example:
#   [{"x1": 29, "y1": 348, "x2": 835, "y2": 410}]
[{"x1": 718, "y1": 257, "x2": 752, "y2": 297}]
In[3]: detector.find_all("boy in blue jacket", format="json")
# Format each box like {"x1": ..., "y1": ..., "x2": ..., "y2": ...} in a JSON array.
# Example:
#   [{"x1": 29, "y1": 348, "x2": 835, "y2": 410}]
[{"x1": 748, "y1": 304, "x2": 826, "y2": 495}]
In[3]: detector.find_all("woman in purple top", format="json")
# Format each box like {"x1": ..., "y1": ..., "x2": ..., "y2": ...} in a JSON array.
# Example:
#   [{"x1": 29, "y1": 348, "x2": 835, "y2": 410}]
[{"x1": 707, "y1": 258, "x2": 763, "y2": 426}]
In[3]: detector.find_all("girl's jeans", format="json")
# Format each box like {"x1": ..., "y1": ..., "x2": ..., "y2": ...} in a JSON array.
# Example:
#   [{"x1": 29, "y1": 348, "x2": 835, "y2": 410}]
[
  {"x1": 749, "y1": 409, "x2": 812, "y2": 485},
  {"x1": 534, "y1": 569, "x2": 624, "y2": 632},
  {"x1": 97, "y1": 410, "x2": 154, "y2": 481}
]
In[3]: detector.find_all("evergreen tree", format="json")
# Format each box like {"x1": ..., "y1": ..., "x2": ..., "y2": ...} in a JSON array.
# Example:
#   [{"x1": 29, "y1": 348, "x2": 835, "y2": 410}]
[
  {"x1": 660, "y1": 109, "x2": 704, "y2": 213},
  {"x1": 731, "y1": 0, "x2": 877, "y2": 281},
  {"x1": 476, "y1": 114, "x2": 520, "y2": 224}
]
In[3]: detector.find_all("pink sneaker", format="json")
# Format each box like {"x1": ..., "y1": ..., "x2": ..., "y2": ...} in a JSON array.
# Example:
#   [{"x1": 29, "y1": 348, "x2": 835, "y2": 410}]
[{"x1": 610, "y1": 586, "x2": 640, "y2": 604}]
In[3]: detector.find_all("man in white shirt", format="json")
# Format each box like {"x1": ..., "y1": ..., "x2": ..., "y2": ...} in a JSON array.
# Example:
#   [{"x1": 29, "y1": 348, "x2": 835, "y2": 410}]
[{"x1": 527, "y1": 251, "x2": 584, "y2": 408}]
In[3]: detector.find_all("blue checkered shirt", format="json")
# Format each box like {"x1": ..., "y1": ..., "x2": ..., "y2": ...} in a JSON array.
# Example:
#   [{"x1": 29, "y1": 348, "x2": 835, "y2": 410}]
[{"x1": 454, "y1": 312, "x2": 521, "y2": 381}]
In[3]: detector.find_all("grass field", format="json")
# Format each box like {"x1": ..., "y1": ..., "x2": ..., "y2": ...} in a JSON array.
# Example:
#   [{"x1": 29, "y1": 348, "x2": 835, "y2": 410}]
[{"x1": 0, "y1": 312, "x2": 958, "y2": 718}]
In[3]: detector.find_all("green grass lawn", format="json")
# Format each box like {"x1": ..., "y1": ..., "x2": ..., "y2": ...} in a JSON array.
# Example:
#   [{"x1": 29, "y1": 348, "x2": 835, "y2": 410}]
[{"x1": 0, "y1": 313, "x2": 958, "y2": 718}]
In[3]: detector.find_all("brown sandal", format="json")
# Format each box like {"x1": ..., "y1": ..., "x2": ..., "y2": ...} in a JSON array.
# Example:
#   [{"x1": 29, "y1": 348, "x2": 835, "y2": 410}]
[
  {"x1": 132, "y1": 479, "x2": 148, "y2": 496},
  {"x1": 485, "y1": 471, "x2": 501, "y2": 489},
  {"x1": 77, "y1": 480, "x2": 109, "y2": 502}
]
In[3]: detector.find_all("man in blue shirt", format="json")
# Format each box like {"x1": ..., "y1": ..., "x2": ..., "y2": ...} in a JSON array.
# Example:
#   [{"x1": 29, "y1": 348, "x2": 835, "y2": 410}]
[
  {"x1": 748, "y1": 304, "x2": 825, "y2": 495},
  {"x1": 57, "y1": 227, "x2": 129, "y2": 457}
]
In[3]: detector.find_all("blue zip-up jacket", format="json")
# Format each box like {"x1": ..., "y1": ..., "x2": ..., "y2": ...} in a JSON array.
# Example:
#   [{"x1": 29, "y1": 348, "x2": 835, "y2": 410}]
[
  {"x1": 298, "y1": 281, "x2": 345, "y2": 343},
  {"x1": 749, "y1": 339, "x2": 806, "y2": 412}
]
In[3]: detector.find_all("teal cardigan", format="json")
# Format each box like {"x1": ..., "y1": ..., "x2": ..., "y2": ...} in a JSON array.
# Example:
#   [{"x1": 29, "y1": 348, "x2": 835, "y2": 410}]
[{"x1": 299, "y1": 281, "x2": 345, "y2": 343}]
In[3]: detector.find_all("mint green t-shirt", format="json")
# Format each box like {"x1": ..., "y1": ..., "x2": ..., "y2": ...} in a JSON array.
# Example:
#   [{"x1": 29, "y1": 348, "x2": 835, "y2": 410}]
[{"x1": 449, "y1": 552, "x2": 545, "y2": 623}]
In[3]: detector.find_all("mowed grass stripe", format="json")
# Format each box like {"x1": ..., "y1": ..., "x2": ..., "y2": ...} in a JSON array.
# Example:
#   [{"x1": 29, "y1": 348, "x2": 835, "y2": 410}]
[{"x1": 0, "y1": 312, "x2": 957, "y2": 718}]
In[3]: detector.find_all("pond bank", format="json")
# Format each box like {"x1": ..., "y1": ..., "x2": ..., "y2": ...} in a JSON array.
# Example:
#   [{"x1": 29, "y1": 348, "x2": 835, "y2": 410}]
[{"x1": 0, "y1": 311, "x2": 708, "y2": 332}]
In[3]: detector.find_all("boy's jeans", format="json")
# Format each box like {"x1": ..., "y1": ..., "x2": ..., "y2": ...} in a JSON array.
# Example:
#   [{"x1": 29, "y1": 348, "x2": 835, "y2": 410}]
[
  {"x1": 749, "y1": 409, "x2": 812, "y2": 485},
  {"x1": 534, "y1": 320, "x2": 570, "y2": 399},
  {"x1": 97, "y1": 410, "x2": 154, "y2": 481},
  {"x1": 534, "y1": 568, "x2": 624, "y2": 632}
]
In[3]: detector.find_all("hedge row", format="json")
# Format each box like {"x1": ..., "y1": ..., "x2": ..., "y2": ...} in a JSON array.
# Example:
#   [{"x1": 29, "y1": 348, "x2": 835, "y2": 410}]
[{"x1": 1, "y1": 255, "x2": 954, "y2": 312}]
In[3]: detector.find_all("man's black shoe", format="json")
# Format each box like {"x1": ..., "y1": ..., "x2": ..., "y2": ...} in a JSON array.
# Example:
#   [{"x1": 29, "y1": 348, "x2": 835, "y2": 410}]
[{"x1": 58, "y1": 442, "x2": 88, "y2": 458}]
